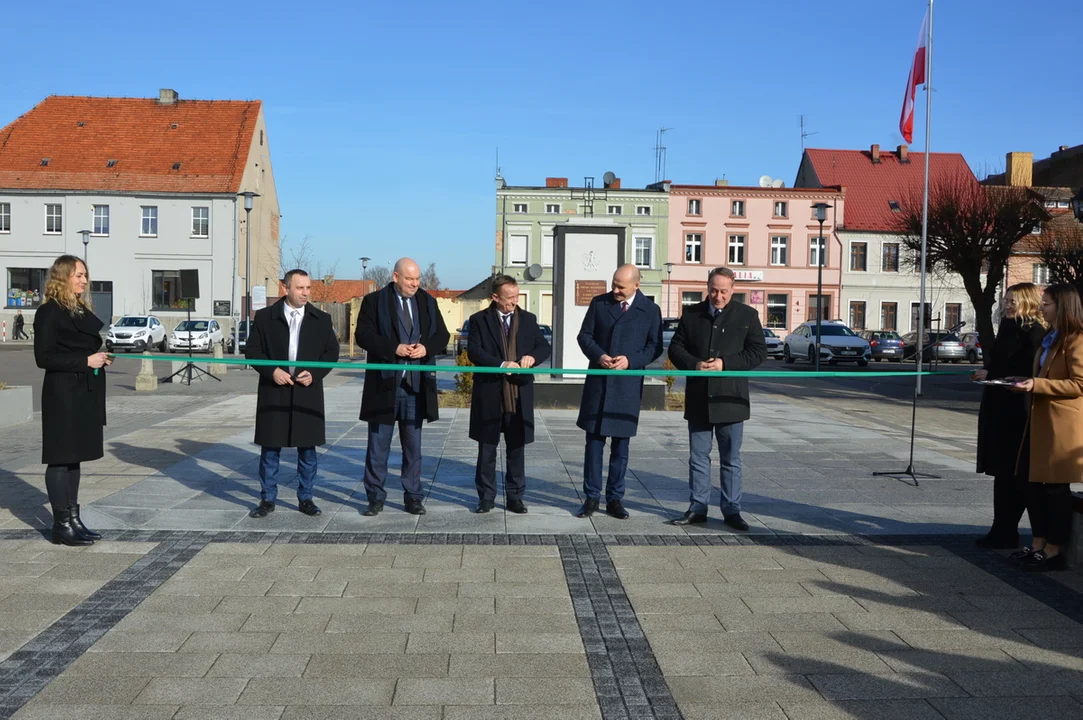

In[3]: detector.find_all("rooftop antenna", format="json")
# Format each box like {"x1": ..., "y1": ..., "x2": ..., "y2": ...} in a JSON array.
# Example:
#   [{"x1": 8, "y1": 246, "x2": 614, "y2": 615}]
[
  {"x1": 495, "y1": 148, "x2": 502, "y2": 179},
  {"x1": 653, "y1": 126, "x2": 672, "y2": 183},
  {"x1": 800, "y1": 115, "x2": 818, "y2": 149}
]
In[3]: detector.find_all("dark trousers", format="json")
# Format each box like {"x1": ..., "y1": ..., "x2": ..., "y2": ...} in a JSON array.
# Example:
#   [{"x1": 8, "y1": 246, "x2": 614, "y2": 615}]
[
  {"x1": 583, "y1": 433, "x2": 630, "y2": 503},
  {"x1": 363, "y1": 382, "x2": 424, "y2": 503},
  {"x1": 45, "y1": 463, "x2": 80, "y2": 515},
  {"x1": 990, "y1": 473, "x2": 1028, "y2": 538},
  {"x1": 14, "y1": 325, "x2": 28, "y2": 340},
  {"x1": 475, "y1": 411, "x2": 526, "y2": 502},
  {"x1": 1027, "y1": 482, "x2": 1074, "y2": 546},
  {"x1": 258, "y1": 447, "x2": 317, "y2": 503}
]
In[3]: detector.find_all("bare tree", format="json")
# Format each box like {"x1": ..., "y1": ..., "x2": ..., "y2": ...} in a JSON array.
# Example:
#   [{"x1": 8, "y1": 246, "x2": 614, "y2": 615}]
[
  {"x1": 367, "y1": 265, "x2": 392, "y2": 291},
  {"x1": 279, "y1": 234, "x2": 316, "y2": 274},
  {"x1": 420, "y1": 262, "x2": 441, "y2": 290},
  {"x1": 895, "y1": 175, "x2": 1045, "y2": 356},
  {"x1": 1038, "y1": 214, "x2": 1083, "y2": 296},
  {"x1": 308, "y1": 258, "x2": 341, "y2": 303}
]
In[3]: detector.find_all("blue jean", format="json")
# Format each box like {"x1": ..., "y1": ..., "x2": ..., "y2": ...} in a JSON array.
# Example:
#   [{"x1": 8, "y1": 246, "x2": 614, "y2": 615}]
[
  {"x1": 258, "y1": 446, "x2": 317, "y2": 503},
  {"x1": 583, "y1": 433, "x2": 630, "y2": 503},
  {"x1": 687, "y1": 420, "x2": 744, "y2": 516},
  {"x1": 363, "y1": 382, "x2": 424, "y2": 503}
]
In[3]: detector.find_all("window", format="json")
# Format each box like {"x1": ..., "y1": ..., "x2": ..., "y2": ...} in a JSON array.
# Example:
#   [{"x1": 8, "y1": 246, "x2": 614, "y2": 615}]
[
  {"x1": 881, "y1": 302, "x2": 898, "y2": 332},
  {"x1": 6, "y1": 268, "x2": 48, "y2": 308},
  {"x1": 773, "y1": 201, "x2": 788, "y2": 217},
  {"x1": 850, "y1": 242, "x2": 867, "y2": 271},
  {"x1": 732, "y1": 293, "x2": 747, "y2": 305},
  {"x1": 850, "y1": 301, "x2": 867, "y2": 330},
  {"x1": 766, "y1": 294, "x2": 788, "y2": 329},
  {"x1": 770, "y1": 236, "x2": 788, "y2": 266},
  {"x1": 545, "y1": 203, "x2": 560, "y2": 214},
  {"x1": 685, "y1": 233, "x2": 702, "y2": 263},
  {"x1": 152, "y1": 270, "x2": 194, "y2": 310},
  {"x1": 810, "y1": 294, "x2": 831, "y2": 321},
  {"x1": 1031, "y1": 222, "x2": 1042, "y2": 235},
  {"x1": 1044, "y1": 200, "x2": 1057, "y2": 208},
  {"x1": 945, "y1": 303, "x2": 962, "y2": 329},
  {"x1": 508, "y1": 234, "x2": 528, "y2": 265},
  {"x1": 731, "y1": 200, "x2": 745, "y2": 216},
  {"x1": 1033, "y1": 263, "x2": 1050, "y2": 285},
  {"x1": 1058, "y1": 200, "x2": 1071, "y2": 209},
  {"x1": 92, "y1": 204, "x2": 109, "y2": 235},
  {"x1": 141, "y1": 206, "x2": 158, "y2": 236},
  {"x1": 810, "y1": 236, "x2": 827, "y2": 267},
  {"x1": 728, "y1": 234, "x2": 746, "y2": 265},
  {"x1": 607, "y1": 205, "x2": 622, "y2": 215},
  {"x1": 0, "y1": 202, "x2": 9, "y2": 232},
  {"x1": 636, "y1": 205, "x2": 651, "y2": 216},
  {"x1": 682, "y1": 291, "x2": 702, "y2": 307},
  {"x1": 910, "y1": 302, "x2": 932, "y2": 332},
  {"x1": 191, "y1": 207, "x2": 209, "y2": 237},
  {"x1": 634, "y1": 237, "x2": 653, "y2": 268},
  {"x1": 513, "y1": 203, "x2": 527, "y2": 213},
  {"x1": 541, "y1": 235, "x2": 553, "y2": 267},
  {"x1": 882, "y1": 243, "x2": 900, "y2": 272},
  {"x1": 687, "y1": 199, "x2": 701, "y2": 215},
  {"x1": 45, "y1": 204, "x2": 62, "y2": 234}
]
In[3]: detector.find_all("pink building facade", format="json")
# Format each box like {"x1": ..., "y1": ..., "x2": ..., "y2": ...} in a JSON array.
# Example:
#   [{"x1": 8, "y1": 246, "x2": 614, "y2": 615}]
[{"x1": 665, "y1": 185, "x2": 846, "y2": 334}]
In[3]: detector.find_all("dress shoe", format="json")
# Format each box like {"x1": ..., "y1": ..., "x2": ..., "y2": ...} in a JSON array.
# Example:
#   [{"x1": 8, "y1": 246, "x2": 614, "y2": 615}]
[
  {"x1": 1022, "y1": 550, "x2": 1068, "y2": 572},
  {"x1": 671, "y1": 510, "x2": 708, "y2": 526},
  {"x1": 363, "y1": 502, "x2": 384, "y2": 517},
  {"x1": 976, "y1": 531, "x2": 1019, "y2": 550},
  {"x1": 577, "y1": 498, "x2": 599, "y2": 518},
  {"x1": 606, "y1": 500, "x2": 630, "y2": 519},
  {"x1": 1009, "y1": 545, "x2": 1038, "y2": 561},
  {"x1": 506, "y1": 498, "x2": 528, "y2": 514},
  {"x1": 298, "y1": 499, "x2": 322, "y2": 516},
  {"x1": 723, "y1": 513, "x2": 750, "y2": 531},
  {"x1": 249, "y1": 500, "x2": 275, "y2": 519},
  {"x1": 405, "y1": 499, "x2": 427, "y2": 515},
  {"x1": 475, "y1": 500, "x2": 495, "y2": 514},
  {"x1": 70, "y1": 504, "x2": 102, "y2": 540},
  {"x1": 49, "y1": 509, "x2": 93, "y2": 546}
]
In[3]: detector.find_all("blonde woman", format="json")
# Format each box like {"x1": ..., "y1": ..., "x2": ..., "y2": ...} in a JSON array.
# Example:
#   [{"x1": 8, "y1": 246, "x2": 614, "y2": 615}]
[
  {"x1": 33, "y1": 255, "x2": 111, "y2": 545},
  {"x1": 972, "y1": 283, "x2": 1047, "y2": 549}
]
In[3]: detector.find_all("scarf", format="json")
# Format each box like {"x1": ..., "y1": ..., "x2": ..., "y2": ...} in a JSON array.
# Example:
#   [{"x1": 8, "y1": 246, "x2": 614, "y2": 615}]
[{"x1": 499, "y1": 307, "x2": 520, "y2": 413}]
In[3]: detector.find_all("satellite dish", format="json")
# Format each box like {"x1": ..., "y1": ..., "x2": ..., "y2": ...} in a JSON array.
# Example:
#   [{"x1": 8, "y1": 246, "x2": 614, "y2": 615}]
[
  {"x1": 602, "y1": 171, "x2": 617, "y2": 187},
  {"x1": 524, "y1": 263, "x2": 543, "y2": 281},
  {"x1": 772, "y1": 179, "x2": 784, "y2": 188},
  {"x1": 759, "y1": 175, "x2": 772, "y2": 188}
]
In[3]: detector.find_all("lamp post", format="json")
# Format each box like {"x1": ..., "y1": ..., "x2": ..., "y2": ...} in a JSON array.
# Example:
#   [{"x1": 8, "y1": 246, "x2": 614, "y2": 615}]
[
  {"x1": 78, "y1": 230, "x2": 91, "y2": 264},
  {"x1": 238, "y1": 192, "x2": 260, "y2": 324},
  {"x1": 360, "y1": 256, "x2": 370, "y2": 295},
  {"x1": 663, "y1": 262, "x2": 674, "y2": 317},
  {"x1": 812, "y1": 203, "x2": 830, "y2": 373}
]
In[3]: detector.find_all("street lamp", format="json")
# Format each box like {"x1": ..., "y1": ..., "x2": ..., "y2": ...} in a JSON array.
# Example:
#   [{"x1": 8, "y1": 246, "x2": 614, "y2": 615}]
[
  {"x1": 812, "y1": 202, "x2": 830, "y2": 373},
  {"x1": 238, "y1": 191, "x2": 260, "y2": 323},
  {"x1": 78, "y1": 230, "x2": 91, "y2": 264},
  {"x1": 663, "y1": 262, "x2": 674, "y2": 317},
  {"x1": 360, "y1": 256, "x2": 371, "y2": 295}
]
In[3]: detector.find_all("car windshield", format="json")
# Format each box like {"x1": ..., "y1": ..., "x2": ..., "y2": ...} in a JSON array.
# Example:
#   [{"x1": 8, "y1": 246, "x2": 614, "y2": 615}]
[
  {"x1": 763, "y1": 329, "x2": 778, "y2": 338},
  {"x1": 115, "y1": 317, "x2": 148, "y2": 327},
  {"x1": 813, "y1": 325, "x2": 857, "y2": 337},
  {"x1": 539, "y1": 325, "x2": 552, "y2": 334},
  {"x1": 176, "y1": 321, "x2": 209, "y2": 332}
]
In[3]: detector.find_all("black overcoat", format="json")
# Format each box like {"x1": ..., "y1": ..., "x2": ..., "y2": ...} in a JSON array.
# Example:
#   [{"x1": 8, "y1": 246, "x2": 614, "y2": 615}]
[
  {"x1": 355, "y1": 284, "x2": 450, "y2": 425},
  {"x1": 34, "y1": 301, "x2": 106, "y2": 465},
  {"x1": 575, "y1": 291, "x2": 663, "y2": 438},
  {"x1": 246, "y1": 299, "x2": 340, "y2": 448},
  {"x1": 975, "y1": 318, "x2": 1046, "y2": 477},
  {"x1": 668, "y1": 300, "x2": 767, "y2": 426},
  {"x1": 467, "y1": 304, "x2": 551, "y2": 445}
]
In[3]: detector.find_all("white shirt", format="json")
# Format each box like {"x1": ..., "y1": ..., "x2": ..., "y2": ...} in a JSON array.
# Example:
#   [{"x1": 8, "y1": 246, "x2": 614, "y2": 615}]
[
  {"x1": 284, "y1": 302, "x2": 305, "y2": 371},
  {"x1": 619, "y1": 292, "x2": 635, "y2": 311}
]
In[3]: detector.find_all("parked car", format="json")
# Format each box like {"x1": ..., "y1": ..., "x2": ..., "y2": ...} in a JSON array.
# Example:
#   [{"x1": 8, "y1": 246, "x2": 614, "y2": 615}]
[
  {"x1": 859, "y1": 330, "x2": 905, "y2": 362},
  {"x1": 168, "y1": 319, "x2": 224, "y2": 353},
  {"x1": 106, "y1": 315, "x2": 166, "y2": 353},
  {"x1": 662, "y1": 318, "x2": 679, "y2": 347},
  {"x1": 961, "y1": 332, "x2": 983, "y2": 363},
  {"x1": 226, "y1": 320, "x2": 251, "y2": 353},
  {"x1": 455, "y1": 319, "x2": 471, "y2": 356},
  {"x1": 763, "y1": 328, "x2": 783, "y2": 358},
  {"x1": 539, "y1": 324, "x2": 553, "y2": 347},
  {"x1": 783, "y1": 320, "x2": 871, "y2": 366},
  {"x1": 900, "y1": 331, "x2": 966, "y2": 363}
]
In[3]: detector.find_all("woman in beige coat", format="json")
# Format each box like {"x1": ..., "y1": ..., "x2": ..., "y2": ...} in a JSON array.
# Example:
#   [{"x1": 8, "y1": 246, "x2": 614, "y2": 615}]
[{"x1": 1011, "y1": 283, "x2": 1083, "y2": 572}]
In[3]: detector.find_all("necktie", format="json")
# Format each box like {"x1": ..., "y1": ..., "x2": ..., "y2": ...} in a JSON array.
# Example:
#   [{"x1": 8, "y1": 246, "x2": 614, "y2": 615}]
[
  {"x1": 402, "y1": 297, "x2": 413, "y2": 334},
  {"x1": 621, "y1": 301, "x2": 628, "y2": 313},
  {"x1": 502, "y1": 313, "x2": 511, "y2": 336},
  {"x1": 288, "y1": 309, "x2": 300, "y2": 373}
]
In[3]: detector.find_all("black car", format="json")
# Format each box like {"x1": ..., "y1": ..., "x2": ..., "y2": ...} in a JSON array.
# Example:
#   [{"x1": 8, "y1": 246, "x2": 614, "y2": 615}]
[
  {"x1": 226, "y1": 320, "x2": 250, "y2": 353},
  {"x1": 455, "y1": 319, "x2": 471, "y2": 356},
  {"x1": 539, "y1": 324, "x2": 553, "y2": 346},
  {"x1": 859, "y1": 330, "x2": 904, "y2": 362}
]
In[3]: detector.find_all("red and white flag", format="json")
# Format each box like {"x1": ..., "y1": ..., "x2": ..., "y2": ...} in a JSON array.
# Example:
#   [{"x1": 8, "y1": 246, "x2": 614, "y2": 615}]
[{"x1": 899, "y1": 9, "x2": 929, "y2": 144}]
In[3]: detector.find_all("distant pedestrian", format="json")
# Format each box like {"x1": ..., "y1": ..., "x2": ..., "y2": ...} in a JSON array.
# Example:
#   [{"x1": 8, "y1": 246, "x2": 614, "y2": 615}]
[{"x1": 13, "y1": 309, "x2": 28, "y2": 340}]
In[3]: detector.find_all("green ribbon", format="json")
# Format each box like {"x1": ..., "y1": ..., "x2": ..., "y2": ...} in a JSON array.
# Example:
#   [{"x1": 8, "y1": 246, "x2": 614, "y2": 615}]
[{"x1": 118, "y1": 353, "x2": 974, "y2": 378}]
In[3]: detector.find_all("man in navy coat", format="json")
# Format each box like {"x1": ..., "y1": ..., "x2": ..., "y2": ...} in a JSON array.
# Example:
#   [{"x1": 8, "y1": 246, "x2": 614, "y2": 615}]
[{"x1": 575, "y1": 264, "x2": 663, "y2": 519}]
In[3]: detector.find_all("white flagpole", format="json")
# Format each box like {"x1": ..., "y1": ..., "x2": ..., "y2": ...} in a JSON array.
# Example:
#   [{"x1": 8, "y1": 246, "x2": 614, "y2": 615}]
[{"x1": 916, "y1": 0, "x2": 933, "y2": 396}]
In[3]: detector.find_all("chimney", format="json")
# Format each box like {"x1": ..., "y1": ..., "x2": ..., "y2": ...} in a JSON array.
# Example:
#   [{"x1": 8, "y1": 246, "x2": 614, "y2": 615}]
[
  {"x1": 897, "y1": 144, "x2": 909, "y2": 163},
  {"x1": 545, "y1": 177, "x2": 568, "y2": 188},
  {"x1": 609, "y1": 178, "x2": 621, "y2": 189},
  {"x1": 870, "y1": 144, "x2": 881, "y2": 164},
  {"x1": 1059, "y1": 145, "x2": 1070, "y2": 152},
  {"x1": 158, "y1": 88, "x2": 179, "y2": 105},
  {"x1": 1005, "y1": 151, "x2": 1034, "y2": 187},
  {"x1": 715, "y1": 179, "x2": 729, "y2": 187}
]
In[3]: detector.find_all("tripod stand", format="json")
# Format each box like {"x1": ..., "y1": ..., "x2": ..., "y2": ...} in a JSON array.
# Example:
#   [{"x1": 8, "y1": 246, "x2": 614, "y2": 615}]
[{"x1": 161, "y1": 305, "x2": 221, "y2": 385}]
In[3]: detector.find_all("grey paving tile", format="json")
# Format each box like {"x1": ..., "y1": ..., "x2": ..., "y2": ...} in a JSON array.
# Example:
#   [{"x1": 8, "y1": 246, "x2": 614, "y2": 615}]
[
  {"x1": 173, "y1": 707, "x2": 288, "y2": 720},
  {"x1": 406, "y1": 632, "x2": 495, "y2": 654},
  {"x1": 65, "y1": 651, "x2": 219, "y2": 677},
  {"x1": 441, "y1": 706, "x2": 601, "y2": 720},
  {"x1": 494, "y1": 677, "x2": 595, "y2": 705},
  {"x1": 945, "y1": 669, "x2": 1083, "y2": 697},
  {"x1": 303, "y1": 654, "x2": 450, "y2": 679},
  {"x1": 779, "y1": 699, "x2": 946, "y2": 720},
  {"x1": 178, "y1": 631, "x2": 280, "y2": 654},
  {"x1": 448, "y1": 653, "x2": 589, "y2": 678},
  {"x1": 133, "y1": 677, "x2": 249, "y2": 705},
  {"x1": 667, "y1": 674, "x2": 821, "y2": 703},
  {"x1": 393, "y1": 678, "x2": 494, "y2": 705},
  {"x1": 807, "y1": 671, "x2": 968, "y2": 700},
  {"x1": 927, "y1": 696, "x2": 1083, "y2": 720},
  {"x1": 675, "y1": 702, "x2": 788, "y2": 720},
  {"x1": 207, "y1": 653, "x2": 312, "y2": 677},
  {"x1": 12, "y1": 703, "x2": 178, "y2": 720},
  {"x1": 240, "y1": 677, "x2": 397, "y2": 706},
  {"x1": 31, "y1": 675, "x2": 152, "y2": 704}
]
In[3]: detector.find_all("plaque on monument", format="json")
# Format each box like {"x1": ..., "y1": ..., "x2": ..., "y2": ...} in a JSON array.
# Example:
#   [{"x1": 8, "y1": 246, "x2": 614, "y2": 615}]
[{"x1": 575, "y1": 280, "x2": 607, "y2": 306}]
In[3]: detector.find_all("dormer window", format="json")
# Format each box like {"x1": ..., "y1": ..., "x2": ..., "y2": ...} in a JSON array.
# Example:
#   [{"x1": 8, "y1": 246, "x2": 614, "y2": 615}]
[
  {"x1": 172, "y1": 162, "x2": 182, "y2": 170},
  {"x1": 40, "y1": 158, "x2": 50, "y2": 167},
  {"x1": 106, "y1": 159, "x2": 118, "y2": 168},
  {"x1": 888, "y1": 200, "x2": 901, "y2": 212}
]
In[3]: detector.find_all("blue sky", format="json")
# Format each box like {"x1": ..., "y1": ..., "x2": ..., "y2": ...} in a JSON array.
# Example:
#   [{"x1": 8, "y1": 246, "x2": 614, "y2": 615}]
[{"x1": 3, "y1": 0, "x2": 1080, "y2": 288}]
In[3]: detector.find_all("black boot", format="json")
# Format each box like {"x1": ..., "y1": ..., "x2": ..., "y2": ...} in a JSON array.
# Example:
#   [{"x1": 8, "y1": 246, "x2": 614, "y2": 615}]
[
  {"x1": 70, "y1": 504, "x2": 102, "y2": 540},
  {"x1": 50, "y1": 508, "x2": 93, "y2": 546}
]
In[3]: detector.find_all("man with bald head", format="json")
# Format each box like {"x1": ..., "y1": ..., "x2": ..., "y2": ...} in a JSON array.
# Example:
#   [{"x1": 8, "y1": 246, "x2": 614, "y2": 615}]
[
  {"x1": 575, "y1": 264, "x2": 663, "y2": 519},
  {"x1": 356, "y1": 257, "x2": 450, "y2": 516}
]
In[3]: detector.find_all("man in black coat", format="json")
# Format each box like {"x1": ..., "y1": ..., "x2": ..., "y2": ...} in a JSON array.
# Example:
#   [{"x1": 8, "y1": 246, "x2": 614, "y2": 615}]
[
  {"x1": 467, "y1": 275, "x2": 551, "y2": 514},
  {"x1": 668, "y1": 267, "x2": 767, "y2": 530},
  {"x1": 356, "y1": 258, "x2": 450, "y2": 516},
  {"x1": 246, "y1": 269, "x2": 340, "y2": 519}
]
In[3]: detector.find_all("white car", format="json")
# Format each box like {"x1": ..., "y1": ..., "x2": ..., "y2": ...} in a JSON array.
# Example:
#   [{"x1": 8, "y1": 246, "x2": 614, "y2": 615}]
[
  {"x1": 106, "y1": 315, "x2": 167, "y2": 353},
  {"x1": 783, "y1": 320, "x2": 871, "y2": 366},
  {"x1": 168, "y1": 319, "x2": 224, "y2": 353},
  {"x1": 763, "y1": 328, "x2": 783, "y2": 358}
]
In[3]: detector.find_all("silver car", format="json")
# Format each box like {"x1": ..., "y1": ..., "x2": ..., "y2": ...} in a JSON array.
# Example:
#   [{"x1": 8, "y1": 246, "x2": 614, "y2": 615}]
[
  {"x1": 763, "y1": 328, "x2": 783, "y2": 358},
  {"x1": 961, "y1": 332, "x2": 984, "y2": 364},
  {"x1": 783, "y1": 320, "x2": 871, "y2": 366},
  {"x1": 901, "y1": 331, "x2": 967, "y2": 363}
]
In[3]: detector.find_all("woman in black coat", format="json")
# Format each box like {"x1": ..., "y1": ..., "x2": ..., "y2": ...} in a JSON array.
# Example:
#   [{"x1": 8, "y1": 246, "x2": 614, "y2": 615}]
[
  {"x1": 973, "y1": 282, "x2": 1047, "y2": 549},
  {"x1": 34, "y1": 255, "x2": 112, "y2": 546}
]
